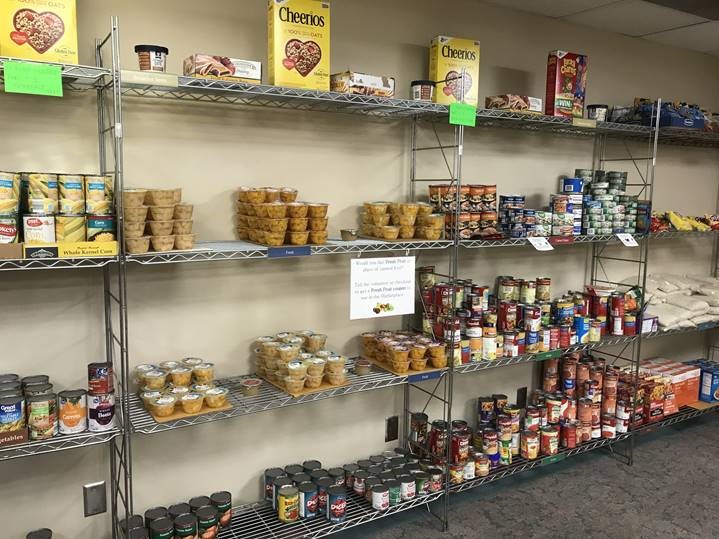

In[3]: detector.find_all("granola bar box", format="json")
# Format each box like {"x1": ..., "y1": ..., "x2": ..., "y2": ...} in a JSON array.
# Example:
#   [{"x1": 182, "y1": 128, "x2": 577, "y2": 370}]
[
  {"x1": 545, "y1": 50, "x2": 588, "y2": 118},
  {"x1": 268, "y1": 0, "x2": 330, "y2": 90},
  {"x1": 0, "y1": 0, "x2": 78, "y2": 64},
  {"x1": 428, "y1": 36, "x2": 480, "y2": 106}
]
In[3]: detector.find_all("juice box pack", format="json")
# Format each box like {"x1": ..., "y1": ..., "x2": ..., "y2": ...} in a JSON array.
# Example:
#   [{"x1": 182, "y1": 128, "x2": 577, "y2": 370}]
[
  {"x1": 428, "y1": 36, "x2": 480, "y2": 106},
  {"x1": 545, "y1": 50, "x2": 588, "y2": 118},
  {"x1": 268, "y1": 0, "x2": 330, "y2": 90},
  {"x1": 0, "y1": 0, "x2": 78, "y2": 64}
]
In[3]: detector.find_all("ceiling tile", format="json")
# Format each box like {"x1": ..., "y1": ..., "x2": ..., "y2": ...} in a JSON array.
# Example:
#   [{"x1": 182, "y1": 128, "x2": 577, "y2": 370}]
[
  {"x1": 481, "y1": 0, "x2": 618, "y2": 18},
  {"x1": 643, "y1": 21, "x2": 719, "y2": 51},
  {"x1": 563, "y1": 0, "x2": 708, "y2": 37}
]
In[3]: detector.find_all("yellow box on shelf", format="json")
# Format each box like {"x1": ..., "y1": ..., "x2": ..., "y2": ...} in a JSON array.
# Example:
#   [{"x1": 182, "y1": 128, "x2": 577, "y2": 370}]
[{"x1": 23, "y1": 241, "x2": 118, "y2": 259}]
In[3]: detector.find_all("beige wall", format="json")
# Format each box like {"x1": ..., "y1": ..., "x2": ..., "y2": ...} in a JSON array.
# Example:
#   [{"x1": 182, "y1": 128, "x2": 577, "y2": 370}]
[{"x1": 2, "y1": 0, "x2": 718, "y2": 537}]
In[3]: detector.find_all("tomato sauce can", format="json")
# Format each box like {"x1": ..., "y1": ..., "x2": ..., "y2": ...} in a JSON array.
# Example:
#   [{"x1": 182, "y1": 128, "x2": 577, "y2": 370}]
[
  {"x1": 520, "y1": 430, "x2": 539, "y2": 459},
  {"x1": 565, "y1": 397, "x2": 577, "y2": 420},
  {"x1": 624, "y1": 314, "x2": 636, "y2": 336},
  {"x1": 545, "y1": 395, "x2": 563, "y2": 424},
  {"x1": 58, "y1": 389, "x2": 87, "y2": 434},
  {"x1": 371, "y1": 484, "x2": 389, "y2": 512},
  {"x1": 601, "y1": 414, "x2": 617, "y2": 439},
  {"x1": 400, "y1": 475, "x2": 417, "y2": 498},
  {"x1": 560, "y1": 420, "x2": 577, "y2": 448},
  {"x1": 559, "y1": 324, "x2": 571, "y2": 348},
  {"x1": 277, "y1": 486, "x2": 299, "y2": 523},
  {"x1": 88, "y1": 392, "x2": 115, "y2": 432},
  {"x1": 298, "y1": 482, "x2": 318, "y2": 519},
  {"x1": 549, "y1": 326, "x2": 559, "y2": 350},
  {"x1": 590, "y1": 295, "x2": 608, "y2": 318},
  {"x1": 540, "y1": 426, "x2": 559, "y2": 456},
  {"x1": 525, "y1": 406, "x2": 541, "y2": 431},
  {"x1": 88, "y1": 362, "x2": 113, "y2": 394},
  {"x1": 327, "y1": 485, "x2": 347, "y2": 522}
]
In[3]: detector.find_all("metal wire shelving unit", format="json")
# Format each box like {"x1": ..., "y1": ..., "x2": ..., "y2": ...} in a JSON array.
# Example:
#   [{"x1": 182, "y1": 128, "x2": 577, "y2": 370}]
[{"x1": 0, "y1": 429, "x2": 121, "y2": 462}]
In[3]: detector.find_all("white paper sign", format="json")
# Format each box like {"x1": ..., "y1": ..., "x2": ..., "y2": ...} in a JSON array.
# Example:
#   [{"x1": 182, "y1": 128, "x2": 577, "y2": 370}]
[
  {"x1": 527, "y1": 237, "x2": 554, "y2": 251},
  {"x1": 350, "y1": 256, "x2": 415, "y2": 320},
  {"x1": 616, "y1": 233, "x2": 638, "y2": 247}
]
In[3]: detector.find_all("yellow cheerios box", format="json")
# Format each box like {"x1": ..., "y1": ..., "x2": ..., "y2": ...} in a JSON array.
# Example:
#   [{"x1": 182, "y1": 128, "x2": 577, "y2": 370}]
[
  {"x1": 429, "y1": 36, "x2": 480, "y2": 106},
  {"x1": 0, "y1": 0, "x2": 78, "y2": 64},
  {"x1": 268, "y1": 0, "x2": 330, "y2": 90}
]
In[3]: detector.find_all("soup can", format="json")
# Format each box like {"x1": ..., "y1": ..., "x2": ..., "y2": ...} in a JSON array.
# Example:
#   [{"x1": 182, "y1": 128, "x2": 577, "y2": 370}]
[
  {"x1": 27, "y1": 392, "x2": 57, "y2": 440},
  {"x1": 265, "y1": 468, "x2": 285, "y2": 502},
  {"x1": 540, "y1": 425, "x2": 559, "y2": 456},
  {"x1": 58, "y1": 389, "x2": 87, "y2": 434},
  {"x1": 88, "y1": 392, "x2": 116, "y2": 432},
  {"x1": 88, "y1": 362, "x2": 113, "y2": 394},
  {"x1": 399, "y1": 474, "x2": 416, "y2": 499},
  {"x1": 277, "y1": 486, "x2": 299, "y2": 522},
  {"x1": 520, "y1": 430, "x2": 539, "y2": 460},
  {"x1": 371, "y1": 484, "x2": 389, "y2": 511},
  {"x1": 427, "y1": 468, "x2": 443, "y2": 493},
  {"x1": 385, "y1": 479, "x2": 401, "y2": 506}
]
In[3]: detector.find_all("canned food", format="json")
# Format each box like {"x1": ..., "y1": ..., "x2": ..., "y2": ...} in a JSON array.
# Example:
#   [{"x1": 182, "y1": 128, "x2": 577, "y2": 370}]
[
  {"x1": 27, "y1": 392, "x2": 57, "y2": 440},
  {"x1": 88, "y1": 392, "x2": 115, "y2": 432},
  {"x1": 148, "y1": 517, "x2": 173, "y2": 539},
  {"x1": 0, "y1": 394, "x2": 25, "y2": 432},
  {"x1": 58, "y1": 175, "x2": 85, "y2": 215},
  {"x1": 88, "y1": 362, "x2": 113, "y2": 394},
  {"x1": 265, "y1": 468, "x2": 285, "y2": 502},
  {"x1": 24, "y1": 173, "x2": 58, "y2": 214},
  {"x1": 85, "y1": 175, "x2": 113, "y2": 215},
  {"x1": 449, "y1": 464, "x2": 464, "y2": 484},
  {"x1": 520, "y1": 430, "x2": 539, "y2": 459},
  {"x1": 210, "y1": 491, "x2": 232, "y2": 529},
  {"x1": 371, "y1": 484, "x2": 389, "y2": 511},
  {"x1": 173, "y1": 513, "x2": 197, "y2": 538},
  {"x1": 560, "y1": 420, "x2": 578, "y2": 448},
  {"x1": 327, "y1": 485, "x2": 347, "y2": 523},
  {"x1": 277, "y1": 486, "x2": 299, "y2": 522},
  {"x1": 399, "y1": 474, "x2": 416, "y2": 499},
  {"x1": 55, "y1": 215, "x2": 86, "y2": 242},
  {"x1": 316, "y1": 477, "x2": 332, "y2": 516},
  {"x1": 353, "y1": 470, "x2": 368, "y2": 496},
  {"x1": 86, "y1": 215, "x2": 115, "y2": 242},
  {"x1": 58, "y1": 389, "x2": 87, "y2": 434},
  {"x1": 23, "y1": 214, "x2": 55, "y2": 244},
  {"x1": 540, "y1": 425, "x2": 559, "y2": 456}
]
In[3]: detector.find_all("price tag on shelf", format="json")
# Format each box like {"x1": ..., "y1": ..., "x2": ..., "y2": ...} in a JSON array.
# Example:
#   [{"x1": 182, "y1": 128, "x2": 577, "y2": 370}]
[
  {"x1": 267, "y1": 246, "x2": 311, "y2": 258},
  {"x1": 449, "y1": 103, "x2": 476, "y2": 127},
  {"x1": 527, "y1": 237, "x2": 554, "y2": 251},
  {"x1": 616, "y1": 233, "x2": 638, "y2": 247},
  {"x1": 407, "y1": 370, "x2": 443, "y2": 383},
  {"x1": 4, "y1": 60, "x2": 62, "y2": 97}
]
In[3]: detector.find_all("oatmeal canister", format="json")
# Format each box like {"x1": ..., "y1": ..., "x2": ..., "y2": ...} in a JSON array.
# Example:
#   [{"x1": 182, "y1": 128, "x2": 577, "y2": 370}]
[
  {"x1": 268, "y1": 0, "x2": 330, "y2": 90},
  {"x1": 88, "y1": 392, "x2": 116, "y2": 432},
  {"x1": 58, "y1": 389, "x2": 87, "y2": 434},
  {"x1": 84, "y1": 175, "x2": 113, "y2": 215},
  {"x1": 27, "y1": 392, "x2": 57, "y2": 440}
]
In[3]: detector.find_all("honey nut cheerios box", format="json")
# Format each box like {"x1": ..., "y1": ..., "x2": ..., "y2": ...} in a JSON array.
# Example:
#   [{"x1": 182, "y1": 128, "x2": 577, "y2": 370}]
[
  {"x1": 428, "y1": 36, "x2": 480, "y2": 106},
  {"x1": 268, "y1": 0, "x2": 330, "y2": 90},
  {"x1": 0, "y1": 0, "x2": 78, "y2": 64}
]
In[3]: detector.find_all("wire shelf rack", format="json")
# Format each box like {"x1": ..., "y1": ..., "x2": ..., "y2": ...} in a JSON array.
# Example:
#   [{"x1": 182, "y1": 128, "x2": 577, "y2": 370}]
[
  {"x1": 0, "y1": 256, "x2": 117, "y2": 271},
  {"x1": 0, "y1": 58, "x2": 109, "y2": 89},
  {"x1": 126, "y1": 239, "x2": 451, "y2": 265},
  {"x1": 0, "y1": 429, "x2": 121, "y2": 461},
  {"x1": 658, "y1": 128, "x2": 719, "y2": 148},
  {"x1": 130, "y1": 360, "x2": 412, "y2": 434},
  {"x1": 218, "y1": 490, "x2": 444, "y2": 539}
]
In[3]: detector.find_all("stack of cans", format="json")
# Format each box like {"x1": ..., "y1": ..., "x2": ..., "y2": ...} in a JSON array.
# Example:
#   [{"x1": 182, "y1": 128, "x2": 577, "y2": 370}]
[
  {"x1": 582, "y1": 170, "x2": 634, "y2": 235},
  {"x1": 550, "y1": 194, "x2": 574, "y2": 237},
  {"x1": 560, "y1": 177, "x2": 585, "y2": 235},
  {"x1": 498, "y1": 195, "x2": 525, "y2": 238}
]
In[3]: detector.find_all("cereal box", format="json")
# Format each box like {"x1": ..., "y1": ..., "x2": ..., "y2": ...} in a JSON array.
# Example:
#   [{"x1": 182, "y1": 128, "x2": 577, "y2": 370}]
[
  {"x1": 545, "y1": 50, "x2": 588, "y2": 118},
  {"x1": 0, "y1": 0, "x2": 78, "y2": 64},
  {"x1": 428, "y1": 36, "x2": 480, "y2": 106},
  {"x1": 268, "y1": 0, "x2": 330, "y2": 90}
]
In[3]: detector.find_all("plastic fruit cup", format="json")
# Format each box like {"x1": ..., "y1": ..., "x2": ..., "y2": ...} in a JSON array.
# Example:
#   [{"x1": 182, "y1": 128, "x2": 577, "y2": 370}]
[
  {"x1": 148, "y1": 205, "x2": 174, "y2": 221},
  {"x1": 124, "y1": 206, "x2": 148, "y2": 222},
  {"x1": 125, "y1": 236, "x2": 150, "y2": 254},
  {"x1": 148, "y1": 220, "x2": 173, "y2": 235},
  {"x1": 150, "y1": 235, "x2": 175, "y2": 252},
  {"x1": 122, "y1": 189, "x2": 147, "y2": 208},
  {"x1": 174, "y1": 203, "x2": 193, "y2": 220},
  {"x1": 240, "y1": 378, "x2": 262, "y2": 396}
]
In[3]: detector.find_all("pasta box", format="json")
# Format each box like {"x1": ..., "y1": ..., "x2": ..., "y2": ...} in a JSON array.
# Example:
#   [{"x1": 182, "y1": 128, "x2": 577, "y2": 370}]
[
  {"x1": 428, "y1": 36, "x2": 480, "y2": 106},
  {"x1": 545, "y1": 50, "x2": 588, "y2": 118},
  {"x1": 0, "y1": 0, "x2": 78, "y2": 64},
  {"x1": 268, "y1": 0, "x2": 330, "y2": 90}
]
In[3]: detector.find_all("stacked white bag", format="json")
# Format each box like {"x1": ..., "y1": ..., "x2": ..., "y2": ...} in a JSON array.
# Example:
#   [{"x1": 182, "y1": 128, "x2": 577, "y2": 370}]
[{"x1": 638, "y1": 273, "x2": 719, "y2": 330}]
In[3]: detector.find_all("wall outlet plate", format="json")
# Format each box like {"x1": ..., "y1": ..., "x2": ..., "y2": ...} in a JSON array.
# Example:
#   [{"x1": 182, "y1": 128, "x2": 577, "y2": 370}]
[
  {"x1": 83, "y1": 481, "x2": 107, "y2": 517},
  {"x1": 385, "y1": 415, "x2": 399, "y2": 442}
]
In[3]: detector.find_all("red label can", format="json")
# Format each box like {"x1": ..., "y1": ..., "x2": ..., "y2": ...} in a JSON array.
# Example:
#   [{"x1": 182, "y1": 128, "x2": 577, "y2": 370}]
[
  {"x1": 559, "y1": 324, "x2": 571, "y2": 348},
  {"x1": 560, "y1": 420, "x2": 577, "y2": 448},
  {"x1": 540, "y1": 426, "x2": 559, "y2": 456},
  {"x1": 88, "y1": 362, "x2": 113, "y2": 394},
  {"x1": 549, "y1": 326, "x2": 559, "y2": 350}
]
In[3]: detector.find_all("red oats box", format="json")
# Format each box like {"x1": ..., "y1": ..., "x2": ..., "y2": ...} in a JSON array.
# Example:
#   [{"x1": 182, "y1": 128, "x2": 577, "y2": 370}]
[
  {"x1": 545, "y1": 50, "x2": 588, "y2": 118},
  {"x1": 268, "y1": 0, "x2": 330, "y2": 90},
  {"x1": 428, "y1": 36, "x2": 480, "y2": 106}
]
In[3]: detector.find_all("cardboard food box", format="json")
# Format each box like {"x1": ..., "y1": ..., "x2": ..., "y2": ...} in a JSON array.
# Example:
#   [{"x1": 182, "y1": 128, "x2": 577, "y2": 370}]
[
  {"x1": 641, "y1": 359, "x2": 701, "y2": 408},
  {"x1": 268, "y1": 0, "x2": 330, "y2": 90},
  {"x1": 485, "y1": 94, "x2": 542, "y2": 113},
  {"x1": 429, "y1": 36, "x2": 480, "y2": 106},
  {"x1": 0, "y1": 0, "x2": 78, "y2": 64},
  {"x1": 183, "y1": 54, "x2": 262, "y2": 83},
  {"x1": 545, "y1": 50, "x2": 588, "y2": 118},
  {"x1": 330, "y1": 71, "x2": 395, "y2": 98}
]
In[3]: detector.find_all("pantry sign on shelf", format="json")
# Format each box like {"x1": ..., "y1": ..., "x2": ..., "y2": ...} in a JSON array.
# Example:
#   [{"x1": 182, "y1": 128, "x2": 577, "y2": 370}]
[{"x1": 350, "y1": 256, "x2": 415, "y2": 320}]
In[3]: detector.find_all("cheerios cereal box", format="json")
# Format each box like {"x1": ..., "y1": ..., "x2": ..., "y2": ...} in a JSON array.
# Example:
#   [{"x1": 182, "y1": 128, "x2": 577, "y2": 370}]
[
  {"x1": 268, "y1": 0, "x2": 330, "y2": 90},
  {"x1": 0, "y1": 0, "x2": 78, "y2": 64},
  {"x1": 429, "y1": 36, "x2": 480, "y2": 106}
]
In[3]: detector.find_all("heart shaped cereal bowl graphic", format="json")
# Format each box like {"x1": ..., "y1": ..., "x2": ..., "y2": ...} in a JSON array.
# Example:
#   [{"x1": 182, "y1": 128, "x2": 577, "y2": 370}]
[
  {"x1": 284, "y1": 39, "x2": 322, "y2": 77},
  {"x1": 12, "y1": 9, "x2": 65, "y2": 54},
  {"x1": 445, "y1": 70, "x2": 473, "y2": 101}
]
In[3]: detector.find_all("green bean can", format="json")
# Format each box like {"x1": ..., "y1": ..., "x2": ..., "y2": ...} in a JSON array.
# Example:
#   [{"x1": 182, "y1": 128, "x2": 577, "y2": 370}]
[{"x1": 384, "y1": 479, "x2": 401, "y2": 506}]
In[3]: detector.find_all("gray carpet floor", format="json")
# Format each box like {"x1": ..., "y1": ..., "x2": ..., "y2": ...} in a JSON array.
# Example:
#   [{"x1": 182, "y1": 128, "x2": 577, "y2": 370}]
[{"x1": 336, "y1": 414, "x2": 718, "y2": 539}]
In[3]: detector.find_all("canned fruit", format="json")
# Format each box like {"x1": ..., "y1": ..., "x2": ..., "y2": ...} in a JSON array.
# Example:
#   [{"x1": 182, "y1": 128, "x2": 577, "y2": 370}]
[
  {"x1": 124, "y1": 205, "x2": 149, "y2": 223},
  {"x1": 309, "y1": 230, "x2": 328, "y2": 244},
  {"x1": 124, "y1": 221, "x2": 146, "y2": 239},
  {"x1": 204, "y1": 387, "x2": 228, "y2": 408},
  {"x1": 148, "y1": 220, "x2": 173, "y2": 235},
  {"x1": 180, "y1": 392, "x2": 204, "y2": 414},
  {"x1": 147, "y1": 205, "x2": 174, "y2": 221},
  {"x1": 126, "y1": 236, "x2": 151, "y2": 254},
  {"x1": 150, "y1": 235, "x2": 175, "y2": 252},
  {"x1": 147, "y1": 189, "x2": 175, "y2": 206},
  {"x1": 151, "y1": 395, "x2": 175, "y2": 418}
]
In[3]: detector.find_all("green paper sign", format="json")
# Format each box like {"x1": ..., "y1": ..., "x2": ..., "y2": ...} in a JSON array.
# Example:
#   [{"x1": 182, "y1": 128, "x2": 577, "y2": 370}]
[
  {"x1": 449, "y1": 102, "x2": 476, "y2": 127},
  {"x1": 4, "y1": 61, "x2": 63, "y2": 97}
]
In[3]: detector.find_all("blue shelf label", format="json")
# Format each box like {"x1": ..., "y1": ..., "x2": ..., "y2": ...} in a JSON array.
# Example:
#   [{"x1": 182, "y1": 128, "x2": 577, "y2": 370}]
[
  {"x1": 407, "y1": 370, "x2": 443, "y2": 383},
  {"x1": 267, "y1": 246, "x2": 311, "y2": 258}
]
